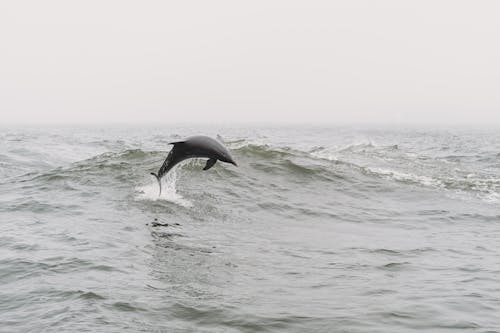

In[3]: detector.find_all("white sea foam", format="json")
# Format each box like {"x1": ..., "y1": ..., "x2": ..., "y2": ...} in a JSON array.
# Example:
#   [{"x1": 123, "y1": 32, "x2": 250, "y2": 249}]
[
  {"x1": 365, "y1": 167, "x2": 444, "y2": 187},
  {"x1": 481, "y1": 191, "x2": 500, "y2": 204},
  {"x1": 135, "y1": 170, "x2": 193, "y2": 208},
  {"x1": 310, "y1": 149, "x2": 339, "y2": 162}
]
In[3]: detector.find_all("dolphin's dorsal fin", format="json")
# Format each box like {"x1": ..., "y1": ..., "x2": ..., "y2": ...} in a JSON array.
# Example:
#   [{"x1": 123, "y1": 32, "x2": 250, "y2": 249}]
[
  {"x1": 203, "y1": 158, "x2": 217, "y2": 171},
  {"x1": 216, "y1": 134, "x2": 225, "y2": 143}
]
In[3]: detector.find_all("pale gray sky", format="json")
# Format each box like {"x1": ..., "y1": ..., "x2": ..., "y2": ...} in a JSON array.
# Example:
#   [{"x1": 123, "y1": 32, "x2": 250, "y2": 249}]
[{"x1": 1, "y1": 1, "x2": 499, "y2": 125}]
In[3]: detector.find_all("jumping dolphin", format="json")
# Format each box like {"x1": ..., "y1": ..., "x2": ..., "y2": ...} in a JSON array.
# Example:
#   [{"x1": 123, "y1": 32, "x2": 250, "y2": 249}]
[{"x1": 151, "y1": 135, "x2": 237, "y2": 195}]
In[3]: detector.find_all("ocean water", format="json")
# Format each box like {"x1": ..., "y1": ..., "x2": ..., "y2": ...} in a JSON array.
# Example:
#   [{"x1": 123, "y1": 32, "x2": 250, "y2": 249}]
[{"x1": 1, "y1": 125, "x2": 500, "y2": 333}]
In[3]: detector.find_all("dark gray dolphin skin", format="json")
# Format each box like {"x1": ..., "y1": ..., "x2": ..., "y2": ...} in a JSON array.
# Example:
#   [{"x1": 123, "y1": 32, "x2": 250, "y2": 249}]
[{"x1": 151, "y1": 135, "x2": 237, "y2": 195}]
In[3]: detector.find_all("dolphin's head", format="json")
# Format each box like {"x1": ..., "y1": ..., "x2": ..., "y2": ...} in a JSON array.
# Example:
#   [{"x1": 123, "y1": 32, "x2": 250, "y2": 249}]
[{"x1": 218, "y1": 150, "x2": 238, "y2": 166}]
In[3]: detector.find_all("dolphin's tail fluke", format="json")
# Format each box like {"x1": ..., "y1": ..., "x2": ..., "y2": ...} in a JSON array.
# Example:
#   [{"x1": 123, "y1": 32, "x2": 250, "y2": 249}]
[{"x1": 150, "y1": 172, "x2": 162, "y2": 196}]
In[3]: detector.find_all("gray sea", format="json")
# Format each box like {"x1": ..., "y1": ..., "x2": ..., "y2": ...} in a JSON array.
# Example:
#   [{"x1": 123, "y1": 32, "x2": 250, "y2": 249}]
[{"x1": 1, "y1": 125, "x2": 500, "y2": 333}]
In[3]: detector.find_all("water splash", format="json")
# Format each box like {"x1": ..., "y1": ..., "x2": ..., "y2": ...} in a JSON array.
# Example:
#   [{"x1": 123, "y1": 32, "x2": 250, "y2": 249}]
[{"x1": 135, "y1": 169, "x2": 193, "y2": 208}]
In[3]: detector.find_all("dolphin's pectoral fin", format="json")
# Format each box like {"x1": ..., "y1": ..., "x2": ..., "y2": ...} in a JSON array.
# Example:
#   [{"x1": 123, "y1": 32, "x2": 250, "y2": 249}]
[{"x1": 203, "y1": 158, "x2": 217, "y2": 171}]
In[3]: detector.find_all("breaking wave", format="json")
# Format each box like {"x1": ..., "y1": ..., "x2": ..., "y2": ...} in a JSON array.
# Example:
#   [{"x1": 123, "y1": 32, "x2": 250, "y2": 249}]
[{"x1": 4, "y1": 140, "x2": 499, "y2": 205}]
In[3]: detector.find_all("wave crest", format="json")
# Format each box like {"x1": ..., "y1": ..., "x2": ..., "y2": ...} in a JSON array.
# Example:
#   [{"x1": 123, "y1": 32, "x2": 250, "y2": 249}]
[{"x1": 9, "y1": 141, "x2": 500, "y2": 205}]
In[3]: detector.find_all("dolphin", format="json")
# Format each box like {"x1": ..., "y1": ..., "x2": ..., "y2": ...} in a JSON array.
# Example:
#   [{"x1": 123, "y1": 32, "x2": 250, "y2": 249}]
[{"x1": 151, "y1": 135, "x2": 237, "y2": 195}]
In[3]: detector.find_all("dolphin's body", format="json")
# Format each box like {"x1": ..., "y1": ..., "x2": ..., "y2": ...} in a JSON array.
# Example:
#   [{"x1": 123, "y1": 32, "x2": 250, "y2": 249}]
[{"x1": 151, "y1": 135, "x2": 237, "y2": 195}]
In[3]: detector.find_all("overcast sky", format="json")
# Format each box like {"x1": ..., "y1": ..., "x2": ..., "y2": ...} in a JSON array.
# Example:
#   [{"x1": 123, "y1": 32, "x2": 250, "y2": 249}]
[{"x1": 1, "y1": 1, "x2": 499, "y2": 125}]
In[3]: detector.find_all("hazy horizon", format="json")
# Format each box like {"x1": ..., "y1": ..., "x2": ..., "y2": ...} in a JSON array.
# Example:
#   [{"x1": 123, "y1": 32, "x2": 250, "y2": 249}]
[{"x1": 1, "y1": 1, "x2": 499, "y2": 125}]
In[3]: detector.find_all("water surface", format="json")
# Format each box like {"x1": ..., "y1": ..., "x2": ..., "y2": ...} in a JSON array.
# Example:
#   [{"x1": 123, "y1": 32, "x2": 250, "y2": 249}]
[{"x1": 1, "y1": 126, "x2": 499, "y2": 332}]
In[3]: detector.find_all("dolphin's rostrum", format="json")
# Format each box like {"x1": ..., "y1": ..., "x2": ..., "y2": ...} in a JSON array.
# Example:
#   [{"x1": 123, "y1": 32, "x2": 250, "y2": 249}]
[{"x1": 151, "y1": 135, "x2": 237, "y2": 196}]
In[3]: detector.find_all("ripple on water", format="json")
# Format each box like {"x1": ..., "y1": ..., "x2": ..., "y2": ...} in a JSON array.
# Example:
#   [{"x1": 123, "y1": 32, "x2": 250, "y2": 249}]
[
  {"x1": 111, "y1": 301, "x2": 146, "y2": 312},
  {"x1": 167, "y1": 303, "x2": 332, "y2": 333},
  {"x1": 0, "y1": 257, "x2": 121, "y2": 285},
  {"x1": 378, "y1": 262, "x2": 412, "y2": 271},
  {"x1": 77, "y1": 291, "x2": 107, "y2": 301}
]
